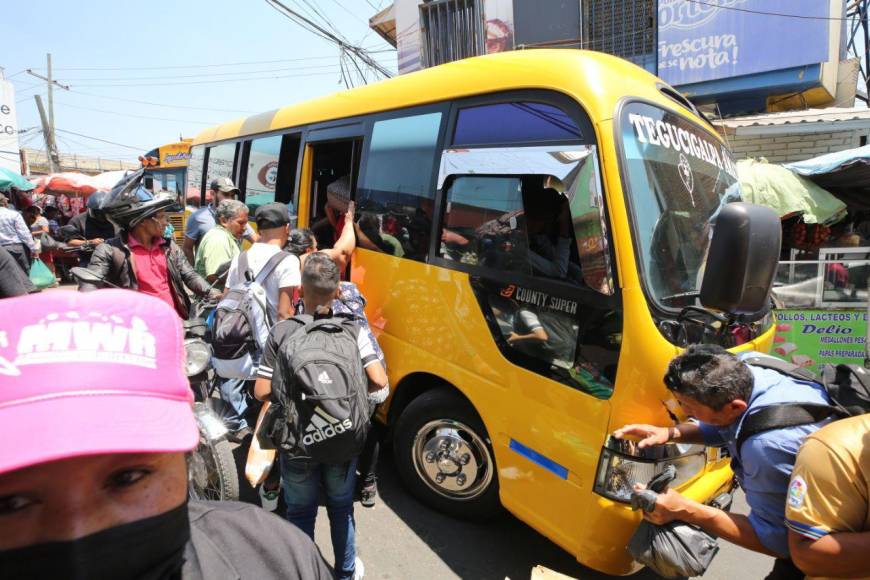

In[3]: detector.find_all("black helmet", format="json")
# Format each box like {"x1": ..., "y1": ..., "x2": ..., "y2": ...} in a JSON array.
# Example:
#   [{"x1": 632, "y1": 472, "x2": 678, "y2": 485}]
[
  {"x1": 100, "y1": 169, "x2": 177, "y2": 230},
  {"x1": 86, "y1": 190, "x2": 110, "y2": 220}
]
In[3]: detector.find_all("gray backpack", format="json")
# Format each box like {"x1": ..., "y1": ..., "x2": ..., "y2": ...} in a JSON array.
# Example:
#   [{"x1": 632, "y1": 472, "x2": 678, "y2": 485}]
[{"x1": 269, "y1": 314, "x2": 370, "y2": 463}]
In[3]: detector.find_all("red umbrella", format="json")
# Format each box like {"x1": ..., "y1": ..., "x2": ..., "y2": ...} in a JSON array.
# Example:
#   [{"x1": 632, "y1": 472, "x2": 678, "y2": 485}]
[{"x1": 33, "y1": 172, "x2": 97, "y2": 196}]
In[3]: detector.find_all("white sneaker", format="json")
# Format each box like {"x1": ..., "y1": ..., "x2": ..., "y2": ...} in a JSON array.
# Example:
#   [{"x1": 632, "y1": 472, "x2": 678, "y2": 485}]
[
  {"x1": 353, "y1": 556, "x2": 365, "y2": 580},
  {"x1": 258, "y1": 484, "x2": 279, "y2": 512}
]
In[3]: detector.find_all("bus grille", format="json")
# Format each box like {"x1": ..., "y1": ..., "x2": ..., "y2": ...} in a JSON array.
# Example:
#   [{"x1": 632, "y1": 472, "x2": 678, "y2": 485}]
[{"x1": 168, "y1": 213, "x2": 185, "y2": 244}]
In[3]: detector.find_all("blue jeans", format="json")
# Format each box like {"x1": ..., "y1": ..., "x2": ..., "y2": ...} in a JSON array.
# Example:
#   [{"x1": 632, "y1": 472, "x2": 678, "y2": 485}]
[
  {"x1": 217, "y1": 377, "x2": 248, "y2": 431},
  {"x1": 281, "y1": 455, "x2": 358, "y2": 580}
]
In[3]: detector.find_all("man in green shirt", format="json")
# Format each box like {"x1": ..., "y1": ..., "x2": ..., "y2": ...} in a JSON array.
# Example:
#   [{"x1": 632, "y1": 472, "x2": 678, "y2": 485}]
[{"x1": 194, "y1": 199, "x2": 249, "y2": 284}]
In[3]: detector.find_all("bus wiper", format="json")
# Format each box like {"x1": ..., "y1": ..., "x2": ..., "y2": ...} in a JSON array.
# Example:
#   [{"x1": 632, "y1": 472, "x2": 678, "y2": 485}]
[{"x1": 659, "y1": 291, "x2": 701, "y2": 302}]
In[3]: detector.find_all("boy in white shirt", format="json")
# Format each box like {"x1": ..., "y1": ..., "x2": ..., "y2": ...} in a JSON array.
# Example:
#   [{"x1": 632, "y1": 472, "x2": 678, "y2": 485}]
[
  {"x1": 221, "y1": 202, "x2": 300, "y2": 441},
  {"x1": 226, "y1": 202, "x2": 300, "y2": 321}
]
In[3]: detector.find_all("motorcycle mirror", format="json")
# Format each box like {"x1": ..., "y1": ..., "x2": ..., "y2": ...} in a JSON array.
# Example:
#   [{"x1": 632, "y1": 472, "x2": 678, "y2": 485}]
[{"x1": 70, "y1": 267, "x2": 107, "y2": 285}]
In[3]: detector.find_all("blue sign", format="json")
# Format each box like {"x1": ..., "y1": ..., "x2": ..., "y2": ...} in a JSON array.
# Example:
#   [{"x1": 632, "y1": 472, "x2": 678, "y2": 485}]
[{"x1": 658, "y1": 0, "x2": 831, "y2": 86}]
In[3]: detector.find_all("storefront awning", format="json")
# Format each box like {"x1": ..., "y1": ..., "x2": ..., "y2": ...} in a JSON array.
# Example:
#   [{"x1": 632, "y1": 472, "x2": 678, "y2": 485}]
[{"x1": 785, "y1": 145, "x2": 870, "y2": 211}]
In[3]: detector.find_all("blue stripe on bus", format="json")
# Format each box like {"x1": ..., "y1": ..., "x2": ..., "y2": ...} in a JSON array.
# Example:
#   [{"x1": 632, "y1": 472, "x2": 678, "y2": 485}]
[{"x1": 509, "y1": 439, "x2": 569, "y2": 480}]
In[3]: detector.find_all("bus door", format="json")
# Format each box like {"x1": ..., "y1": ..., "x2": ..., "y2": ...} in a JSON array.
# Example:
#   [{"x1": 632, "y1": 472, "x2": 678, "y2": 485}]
[
  {"x1": 299, "y1": 123, "x2": 366, "y2": 253},
  {"x1": 434, "y1": 145, "x2": 622, "y2": 544}
]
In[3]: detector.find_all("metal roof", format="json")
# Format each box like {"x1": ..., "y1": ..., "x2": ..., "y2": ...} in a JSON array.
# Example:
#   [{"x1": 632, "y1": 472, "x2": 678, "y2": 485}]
[{"x1": 715, "y1": 106, "x2": 870, "y2": 133}]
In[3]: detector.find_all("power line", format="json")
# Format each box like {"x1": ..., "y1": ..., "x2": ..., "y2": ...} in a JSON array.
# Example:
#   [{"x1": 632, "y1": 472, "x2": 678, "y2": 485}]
[
  {"x1": 70, "y1": 69, "x2": 342, "y2": 88},
  {"x1": 325, "y1": 0, "x2": 369, "y2": 26},
  {"x1": 53, "y1": 101, "x2": 219, "y2": 125},
  {"x1": 66, "y1": 89, "x2": 258, "y2": 114},
  {"x1": 265, "y1": 0, "x2": 393, "y2": 80},
  {"x1": 59, "y1": 62, "x2": 341, "y2": 81},
  {"x1": 683, "y1": 0, "x2": 859, "y2": 21},
  {"x1": 55, "y1": 129, "x2": 144, "y2": 151},
  {"x1": 31, "y1": 54, "x2": 344, "y2": 72}
]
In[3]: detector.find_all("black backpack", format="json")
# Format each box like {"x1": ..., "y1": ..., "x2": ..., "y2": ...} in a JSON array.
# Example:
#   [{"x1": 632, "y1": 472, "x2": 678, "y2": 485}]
[
  {"x1": 736, "y1": 356, "x2": 870, "y2": 455},
  {"x1": 211, "y1": 251, "x2": 289, "y2": 379},
  {"x1": 262, "y1": 314, "x2": 370, "y2": 463}
]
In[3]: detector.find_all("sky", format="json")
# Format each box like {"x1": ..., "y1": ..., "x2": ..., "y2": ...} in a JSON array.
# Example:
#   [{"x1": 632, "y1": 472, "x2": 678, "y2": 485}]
[{"x1": 2, "y1": 0, "x2": 396, "y2": 162}]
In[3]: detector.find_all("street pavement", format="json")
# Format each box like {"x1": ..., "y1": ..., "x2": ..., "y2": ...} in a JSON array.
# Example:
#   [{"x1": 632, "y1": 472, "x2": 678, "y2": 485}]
[{"x1": 297, "y1": 456, "x2": 774, "y2": 580}]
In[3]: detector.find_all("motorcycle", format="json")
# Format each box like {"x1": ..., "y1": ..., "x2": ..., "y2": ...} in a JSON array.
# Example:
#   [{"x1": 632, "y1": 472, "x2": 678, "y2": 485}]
[{"x1": 69, "y1": 266, "x2": 240, "y2": 502}]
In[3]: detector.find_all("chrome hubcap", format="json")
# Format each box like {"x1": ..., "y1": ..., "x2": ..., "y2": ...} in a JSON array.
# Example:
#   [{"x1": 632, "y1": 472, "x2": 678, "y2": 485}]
[{"x1": 412, "y1": 419, "x2": 493, "y2": 500}]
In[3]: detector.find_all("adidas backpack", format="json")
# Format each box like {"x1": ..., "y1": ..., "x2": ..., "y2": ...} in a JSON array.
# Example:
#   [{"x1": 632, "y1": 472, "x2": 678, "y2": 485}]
[
  {"x1": 211, "y1": 250, "x2": 289, "y2": 380},
  {"x1": 266, "y1": 314, "x2": 370, "y2": 463}
]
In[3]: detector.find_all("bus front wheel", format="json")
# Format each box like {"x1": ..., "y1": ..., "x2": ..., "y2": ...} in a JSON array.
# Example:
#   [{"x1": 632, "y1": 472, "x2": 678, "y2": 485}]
[{"x1": 393, "y1": 387, "x2": 501, "y2": 519}]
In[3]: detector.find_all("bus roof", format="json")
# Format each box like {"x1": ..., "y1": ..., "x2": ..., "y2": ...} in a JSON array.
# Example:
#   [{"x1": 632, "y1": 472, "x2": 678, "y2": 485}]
[{"x1": 192, "y1": 50, "x2": 701, "y2": 146}]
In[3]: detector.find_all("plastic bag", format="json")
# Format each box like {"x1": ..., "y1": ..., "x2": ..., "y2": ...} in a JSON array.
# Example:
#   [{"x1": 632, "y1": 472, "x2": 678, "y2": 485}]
[
  {"x1": 245, "y1": 402, "x2": 277, "y2": 486},
  {"x1": 626, "y1": 465, "x2": 720, "y2": 578},
  {"x1": 627, "y1": 520, "x2": 719, "y2": 578},
  {"x1": 29, "y1": 258, "x2": 55, "y2": 289}
]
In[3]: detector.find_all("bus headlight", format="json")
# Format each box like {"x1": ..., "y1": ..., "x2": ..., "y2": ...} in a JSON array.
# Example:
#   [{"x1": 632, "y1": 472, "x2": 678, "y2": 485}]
[{"x1": 593, "y1": 437, "x2": 707, "y2": 503}]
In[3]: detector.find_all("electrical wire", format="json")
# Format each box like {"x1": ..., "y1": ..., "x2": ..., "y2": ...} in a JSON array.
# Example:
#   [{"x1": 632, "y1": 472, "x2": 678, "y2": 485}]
[
  {"x1": 53, "y1": 101, "x2": 219, "y2": 125},
  {"x1": 265, "y1": 0, "x2": 393, "y2": 79},
  {"x1": 65, "y1": 89, "x2": 259, "y2": 114},
  {"x1": 682, "y1": 0, "x2": 861, "y2": 21},
  {"x1": 33, "y1": 55, "x2": 344, "y2": 72},
  {"x1": 59, "y1": 62, "x2": 341, "y2": 81},
  {"x1": 66, "y1": 69, "x2": 342, "y2": 88},
  {"x1": 54, "y1": 129, "x2": 144, "y2": 151},
  {"x1": 326, "y1": 0, "x2": 370, "y2": 26}
]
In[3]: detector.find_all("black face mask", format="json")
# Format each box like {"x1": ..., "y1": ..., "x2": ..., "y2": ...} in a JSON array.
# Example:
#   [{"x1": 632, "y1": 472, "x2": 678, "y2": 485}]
[{"x1": 0, "y1": 501, "x2": 190, "y2": 580}]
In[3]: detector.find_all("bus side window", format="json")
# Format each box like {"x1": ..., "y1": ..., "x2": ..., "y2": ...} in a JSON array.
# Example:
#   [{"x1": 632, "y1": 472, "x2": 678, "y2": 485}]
[
  {"x1": 205, "y1": 142, "x2": 238, "y2": 190},
  {"x1": 439, "y1": 176, "x2": 532, "y2": 276},
  {"x1": 357, "y1": 111, "x2": 444, "y2": 262},
  {"x1": 437, "y1": 148, "x2": 619, "y2": 398},
  {"x1": 165, "y1": 173, "x2": 178, "y2": 194},
  {"x1": 244, "y1": 134, "x2": 282, "y2": 215},
  {"x1": 187, "y1": 145, "x2": 206, "y2": 202}
]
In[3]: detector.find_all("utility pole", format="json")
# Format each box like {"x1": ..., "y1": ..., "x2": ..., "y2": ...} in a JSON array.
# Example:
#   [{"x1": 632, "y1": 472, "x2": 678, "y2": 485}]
[
  {"x1": 34, "y1": 95, "x2": 61, "y2": 173},
  {"x1": 25, "y1": 53, "x2": 69, "y2": 173}
]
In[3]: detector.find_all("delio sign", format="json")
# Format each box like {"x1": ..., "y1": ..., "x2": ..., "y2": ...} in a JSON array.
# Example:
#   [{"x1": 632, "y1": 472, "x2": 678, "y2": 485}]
[
  {"x1": 0, "y1": 80, "x2": 20, "y2": 173},
  {"x1": 658, "y1": 0, "x2": 831, "y2": 86}
]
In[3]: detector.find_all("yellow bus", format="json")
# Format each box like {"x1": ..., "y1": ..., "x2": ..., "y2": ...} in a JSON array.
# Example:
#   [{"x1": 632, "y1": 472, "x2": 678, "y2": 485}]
[
  {"x1": 190, "y1": 50, "x2": 776, "y2": 575},
  {"x1": 140, "y1": 139, "x2": 193, "y2": 243}
]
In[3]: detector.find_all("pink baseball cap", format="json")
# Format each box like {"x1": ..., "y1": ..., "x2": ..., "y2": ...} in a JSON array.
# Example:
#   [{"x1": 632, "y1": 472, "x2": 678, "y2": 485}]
[{"x1": 0, "y1": 290, "x2": 198, "y2": 474}]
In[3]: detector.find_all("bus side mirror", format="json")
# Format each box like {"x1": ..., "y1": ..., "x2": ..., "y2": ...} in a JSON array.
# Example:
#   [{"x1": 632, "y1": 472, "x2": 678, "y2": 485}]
[{"x1": 700, "y1": 202, "x2": 781, "y2": 315}]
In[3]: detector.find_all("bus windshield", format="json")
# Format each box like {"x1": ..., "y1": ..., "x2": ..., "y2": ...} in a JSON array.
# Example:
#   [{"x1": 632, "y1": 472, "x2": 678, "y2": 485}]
[{"x1": 619, "y1": 102, "x2": 740, "y2": 310}]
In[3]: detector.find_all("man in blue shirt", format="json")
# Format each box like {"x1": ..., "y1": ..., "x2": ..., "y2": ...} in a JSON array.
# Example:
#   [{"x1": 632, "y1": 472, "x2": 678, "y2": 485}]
[
  {"x1": 615, "y1": 344, "x2": 830, "y2": 580},
  {"x1": 182, "y1": 177, "x2": 258, "y2": 264}
]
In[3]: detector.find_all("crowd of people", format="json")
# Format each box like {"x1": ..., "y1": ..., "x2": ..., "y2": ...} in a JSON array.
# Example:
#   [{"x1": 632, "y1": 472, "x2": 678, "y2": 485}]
[{"x1": 0, "y1": 170, "x2": 867, "y2": 580}]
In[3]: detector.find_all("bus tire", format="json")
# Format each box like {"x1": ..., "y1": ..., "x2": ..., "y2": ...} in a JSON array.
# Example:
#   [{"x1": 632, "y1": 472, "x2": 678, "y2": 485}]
[{"x1": 393, "y1": 387, "x2": 501, "y2": 519}]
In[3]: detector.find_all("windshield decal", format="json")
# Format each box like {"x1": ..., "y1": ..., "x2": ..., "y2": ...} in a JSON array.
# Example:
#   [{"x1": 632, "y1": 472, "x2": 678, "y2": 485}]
[
  {"x1": 677, "y1": 153, "x2": 696, "y2": 204},
  {"x1": 627, "y1": 112, "x2": 737, "y2": 180}
]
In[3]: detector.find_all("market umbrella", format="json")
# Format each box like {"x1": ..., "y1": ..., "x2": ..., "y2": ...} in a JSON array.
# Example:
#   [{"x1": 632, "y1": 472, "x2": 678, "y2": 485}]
[
  {"x1": 784, "y1": 145, "x2": 870, "y2": 211},
  {"x1": 33, "y1": 172, "x2": 94, "y2": 196},
  {"x1": 0, "y1": 167, "x2": 35, "y2": 192},
  {"x1": 737, "y1": 158, "x2": 847, "y2": 225}
]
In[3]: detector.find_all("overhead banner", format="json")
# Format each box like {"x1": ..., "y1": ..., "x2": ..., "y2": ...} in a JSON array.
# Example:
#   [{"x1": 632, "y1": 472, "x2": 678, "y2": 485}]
[
  {"x1": 0, "y1": 80, "x2": 20, "y2": 173},
  {"x1": 657, "y1": 0, "x2": 831, "y2": 86}
]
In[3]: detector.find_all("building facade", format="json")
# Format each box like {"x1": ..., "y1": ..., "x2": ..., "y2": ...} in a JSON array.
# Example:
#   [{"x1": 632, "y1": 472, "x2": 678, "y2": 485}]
[{"x1": 370, "y1": 1, "x2": 851, "y2": 117}]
